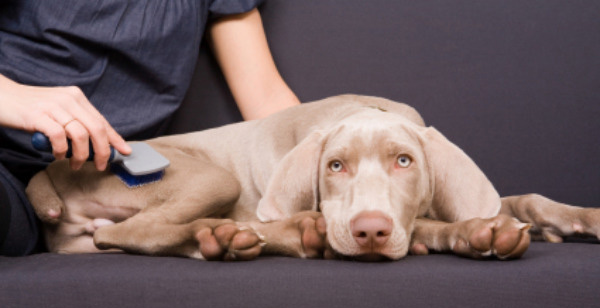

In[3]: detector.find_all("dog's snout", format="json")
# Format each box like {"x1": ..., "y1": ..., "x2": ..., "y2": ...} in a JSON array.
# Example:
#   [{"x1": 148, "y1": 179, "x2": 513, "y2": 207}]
[{"x1": 351, "y1": 211, "x2": 393, "y2": 248}]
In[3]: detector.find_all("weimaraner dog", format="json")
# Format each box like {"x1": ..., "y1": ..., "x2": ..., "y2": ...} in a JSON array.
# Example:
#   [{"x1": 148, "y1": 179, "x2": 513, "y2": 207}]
[{"x1": 26, "y1": 95, "x2": 599, "y2": 261}]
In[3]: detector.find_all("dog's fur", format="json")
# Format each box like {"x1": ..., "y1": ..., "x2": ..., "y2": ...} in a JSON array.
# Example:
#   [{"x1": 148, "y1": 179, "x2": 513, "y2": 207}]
[{"x1": 26, "y1": 95, "x2": 599, "y2": 261}]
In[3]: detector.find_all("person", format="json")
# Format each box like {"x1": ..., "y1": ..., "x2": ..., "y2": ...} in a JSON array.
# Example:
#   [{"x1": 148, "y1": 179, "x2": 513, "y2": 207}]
[{"x1": 0, "y1": 0, "x2": 300, "y2": 256}]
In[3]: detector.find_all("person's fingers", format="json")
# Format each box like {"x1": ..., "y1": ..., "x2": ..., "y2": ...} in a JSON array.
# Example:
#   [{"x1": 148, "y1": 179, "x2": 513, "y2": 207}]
[
  {"x1": 73, "y1": 90, "x2": 131, "y2": 156},
  {"x1": 44, "y1": 105, "x2": 97, "y2": 170},
  {"x1": 48, "y1": 87, "x2": 112, "y2": 170},
  {"x1": 33, "y1": 114, "x2": 69, "y2": 161},
  {"x1": 43, "y1": 105, "x2": 81, "y2": 161},
  {"x1": 63, "y1": 120, "x2": 89, "y2": 170},
  {"x1": 46, "y1": 105, "x2": 76, "y2": 128},
  {"x1": 62, "y1": 86, "x2": 130, "y2": 164},
  {"x1": 84, "y1": 119, "x2": 110, "y2": 171},
  {"x1": 106, "y1": 125, "x2": 131, "y2": 155}
]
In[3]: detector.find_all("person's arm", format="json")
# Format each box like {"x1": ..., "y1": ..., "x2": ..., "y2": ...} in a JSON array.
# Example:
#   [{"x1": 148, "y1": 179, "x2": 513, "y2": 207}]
[
  {"x1": 0, "y1": 74, "x2": 131, "y2": 171},
  {"x1": 208, "y1": 8, "x2": 300, "y2": 120}
]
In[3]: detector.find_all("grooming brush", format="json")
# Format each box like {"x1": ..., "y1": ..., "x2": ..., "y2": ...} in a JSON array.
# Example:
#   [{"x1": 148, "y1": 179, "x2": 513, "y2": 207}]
[{"x1": 32, "y1": 132, "x2": 170, "y2": 187}]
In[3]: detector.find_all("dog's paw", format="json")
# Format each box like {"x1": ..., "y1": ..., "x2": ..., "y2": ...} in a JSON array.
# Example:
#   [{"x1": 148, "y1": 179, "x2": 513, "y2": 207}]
[
  {"x1": 195, "y1": 222, "x2": 264, "y2": 261},
  {"x1": 84, "y1": 218, "x2": 115, "y2": 234},
  {"x1": 289, "y1": 211, "x2": 333, "y2": 259},
  {"x1": 409, "y1": 242, "x2": 430, "y2": 256},
  {"x1": 509, "y1": 194, "x2": 600, "y2": 243},
  {"x1": 452, "y1": 215, "x2": 531, "y2": 260}
]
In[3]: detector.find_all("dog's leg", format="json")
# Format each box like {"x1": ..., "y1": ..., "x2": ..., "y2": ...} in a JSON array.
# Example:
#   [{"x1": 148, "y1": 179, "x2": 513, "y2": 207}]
[
  {"x1": 93, "y1": 162, "x2": 266, "y2": 260},
  {"x1": 94, "y1": 216, "x2": 264, "y2": 260},
  {"x1": 500, "y1": 194, "x2": 600, "y2": 242},
  {"x1": 410, "y1": 215, "x2": 531, "y2": 259},
  {"x1": 41, "y1": 217, "x2": 118, "y2": 254},
  {"x1": 26, "y1": 170, "x2": 88, "y2": 253}
]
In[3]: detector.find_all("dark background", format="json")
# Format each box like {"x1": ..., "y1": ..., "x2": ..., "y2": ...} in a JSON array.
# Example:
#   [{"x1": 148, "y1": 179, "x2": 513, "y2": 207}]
[{"x1": 168, "y1": 0, "x2": 600, "y2": 207}]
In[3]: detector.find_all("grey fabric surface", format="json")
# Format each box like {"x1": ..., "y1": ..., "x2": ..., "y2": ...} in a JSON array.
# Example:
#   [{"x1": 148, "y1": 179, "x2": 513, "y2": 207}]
[
  {"x1": 1, "y1": 0, "x2": 598, "y2": 307},
  {"x1": 1, "y1": 242, "x2": 599, "y2": 308}
]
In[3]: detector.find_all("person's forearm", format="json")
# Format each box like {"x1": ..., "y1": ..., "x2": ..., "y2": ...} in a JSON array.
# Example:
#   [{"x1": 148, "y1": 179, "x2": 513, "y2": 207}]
[{"x1": 209, "y1": 8, "x2": 300, "y2": 120}]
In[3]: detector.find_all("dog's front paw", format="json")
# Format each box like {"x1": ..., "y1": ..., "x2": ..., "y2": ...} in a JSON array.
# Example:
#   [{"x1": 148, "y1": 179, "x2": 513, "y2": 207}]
[
  {"x1": 255, "y1": 211, "x2": 334, "y2": 259},
  {"x1": 452, "y1": 215, "x2": 531, "y2": 260},
  {"x1": 289, "y1": 211, "x2": 332, "y2": 259},
  {"x1": 194, "y1": 222, "x2": 264, "y2": 261}
]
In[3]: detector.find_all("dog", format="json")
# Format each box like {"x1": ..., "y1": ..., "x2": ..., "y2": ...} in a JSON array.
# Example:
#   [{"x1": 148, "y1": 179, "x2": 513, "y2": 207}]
[{"x1": 26, "y1": 95, "x2": 600, "y2": 261}]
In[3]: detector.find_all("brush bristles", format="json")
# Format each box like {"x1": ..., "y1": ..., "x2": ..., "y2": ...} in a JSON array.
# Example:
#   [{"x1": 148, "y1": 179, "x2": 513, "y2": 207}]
[{"x1": 110, "y1": 164, "x2": 165, "y2": 188}]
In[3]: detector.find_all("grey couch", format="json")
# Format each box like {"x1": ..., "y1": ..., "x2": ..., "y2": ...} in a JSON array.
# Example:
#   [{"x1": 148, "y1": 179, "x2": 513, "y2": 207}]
[{"x1": 1, "y1": 1, "x2": 599, "y2": 307}]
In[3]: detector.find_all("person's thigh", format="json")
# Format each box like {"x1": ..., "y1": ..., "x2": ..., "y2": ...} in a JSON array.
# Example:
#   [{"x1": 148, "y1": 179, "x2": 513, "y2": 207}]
[{"x1": 0, "y1": 163, "x2": 40, "y2": 256}]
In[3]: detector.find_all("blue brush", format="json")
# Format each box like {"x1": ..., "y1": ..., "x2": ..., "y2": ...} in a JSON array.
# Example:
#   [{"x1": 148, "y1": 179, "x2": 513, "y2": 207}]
[{"x1": 32, "y1": 132, "x2": 170, "y2": 187}]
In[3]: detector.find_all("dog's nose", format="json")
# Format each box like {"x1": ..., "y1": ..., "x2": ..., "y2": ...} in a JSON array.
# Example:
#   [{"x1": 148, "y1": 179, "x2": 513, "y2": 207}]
[{"x1": 351, "y1": 211, "x2": 393, "y2": 248}]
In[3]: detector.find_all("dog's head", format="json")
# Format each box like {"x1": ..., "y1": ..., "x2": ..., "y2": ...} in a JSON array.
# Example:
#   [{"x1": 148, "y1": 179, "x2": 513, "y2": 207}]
[{"x1": 257, "y1": 107, "x2": 500, "y2": 260}]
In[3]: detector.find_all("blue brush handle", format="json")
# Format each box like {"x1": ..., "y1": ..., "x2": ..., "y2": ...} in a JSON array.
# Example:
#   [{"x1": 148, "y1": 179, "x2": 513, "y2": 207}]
[{"x1": 32, "y1": 132, "x2": 115, "y2": 161}]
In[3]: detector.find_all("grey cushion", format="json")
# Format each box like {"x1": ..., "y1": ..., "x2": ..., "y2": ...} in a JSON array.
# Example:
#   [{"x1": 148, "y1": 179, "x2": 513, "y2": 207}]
[{"x1": 1, "y1": 242, "x2": 599, "y2": 308}]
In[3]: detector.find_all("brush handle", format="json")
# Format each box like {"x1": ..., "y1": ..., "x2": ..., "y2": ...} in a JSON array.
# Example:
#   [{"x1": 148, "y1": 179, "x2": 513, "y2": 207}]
[{"x1": 32, "y1": 132, "x2": 117, "y2": 161}]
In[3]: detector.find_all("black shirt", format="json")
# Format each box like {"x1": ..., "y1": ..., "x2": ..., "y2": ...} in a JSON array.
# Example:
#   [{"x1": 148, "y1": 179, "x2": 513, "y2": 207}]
[{"x1": 0, "y1": 0, "x2": 263, "y2": 183}]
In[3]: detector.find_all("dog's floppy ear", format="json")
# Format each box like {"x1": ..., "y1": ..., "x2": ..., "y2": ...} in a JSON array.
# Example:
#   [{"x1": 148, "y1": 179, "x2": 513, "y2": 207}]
[
  {"x1": 257, "y1": 131, "x2": 323, "y2": 222},
  {"x1": 417, "y1": 126, "x2": 501, "y2": 221}
]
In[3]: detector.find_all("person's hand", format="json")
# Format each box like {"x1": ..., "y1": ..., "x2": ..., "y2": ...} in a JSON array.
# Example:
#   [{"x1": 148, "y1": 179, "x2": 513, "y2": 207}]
[{"x1": 0, "y1": 74, "x2": 131, "y2": 171}]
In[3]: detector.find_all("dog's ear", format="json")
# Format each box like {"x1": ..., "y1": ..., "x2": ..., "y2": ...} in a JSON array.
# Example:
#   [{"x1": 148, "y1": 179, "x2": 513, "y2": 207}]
[
  {"x1": 417, "y1": 126, "x2": 501, "y2": 221},
  {"x1": 257, "y1": 131, "x2": 323, "y2": 222}
]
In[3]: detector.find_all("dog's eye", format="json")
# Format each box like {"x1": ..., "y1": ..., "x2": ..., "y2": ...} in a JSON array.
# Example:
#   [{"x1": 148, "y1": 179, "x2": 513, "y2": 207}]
[
  {"x1": 329, "y1": 161, "x2": 345, "y2": 172},
  {"x1": 396, "y1": 155, "x2": 412, "y2": 168}
]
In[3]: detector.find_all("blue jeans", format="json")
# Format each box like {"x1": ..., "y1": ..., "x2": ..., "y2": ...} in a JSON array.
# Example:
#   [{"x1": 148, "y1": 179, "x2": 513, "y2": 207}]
[{"x1": 0, "y1": 163, "x2": 40, "y2": 256}]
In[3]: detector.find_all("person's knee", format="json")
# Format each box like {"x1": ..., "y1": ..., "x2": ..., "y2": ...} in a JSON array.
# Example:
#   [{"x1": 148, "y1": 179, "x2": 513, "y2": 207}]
[{"x1": 0, "y1": 178, "x2": 40, "y2": 256}]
